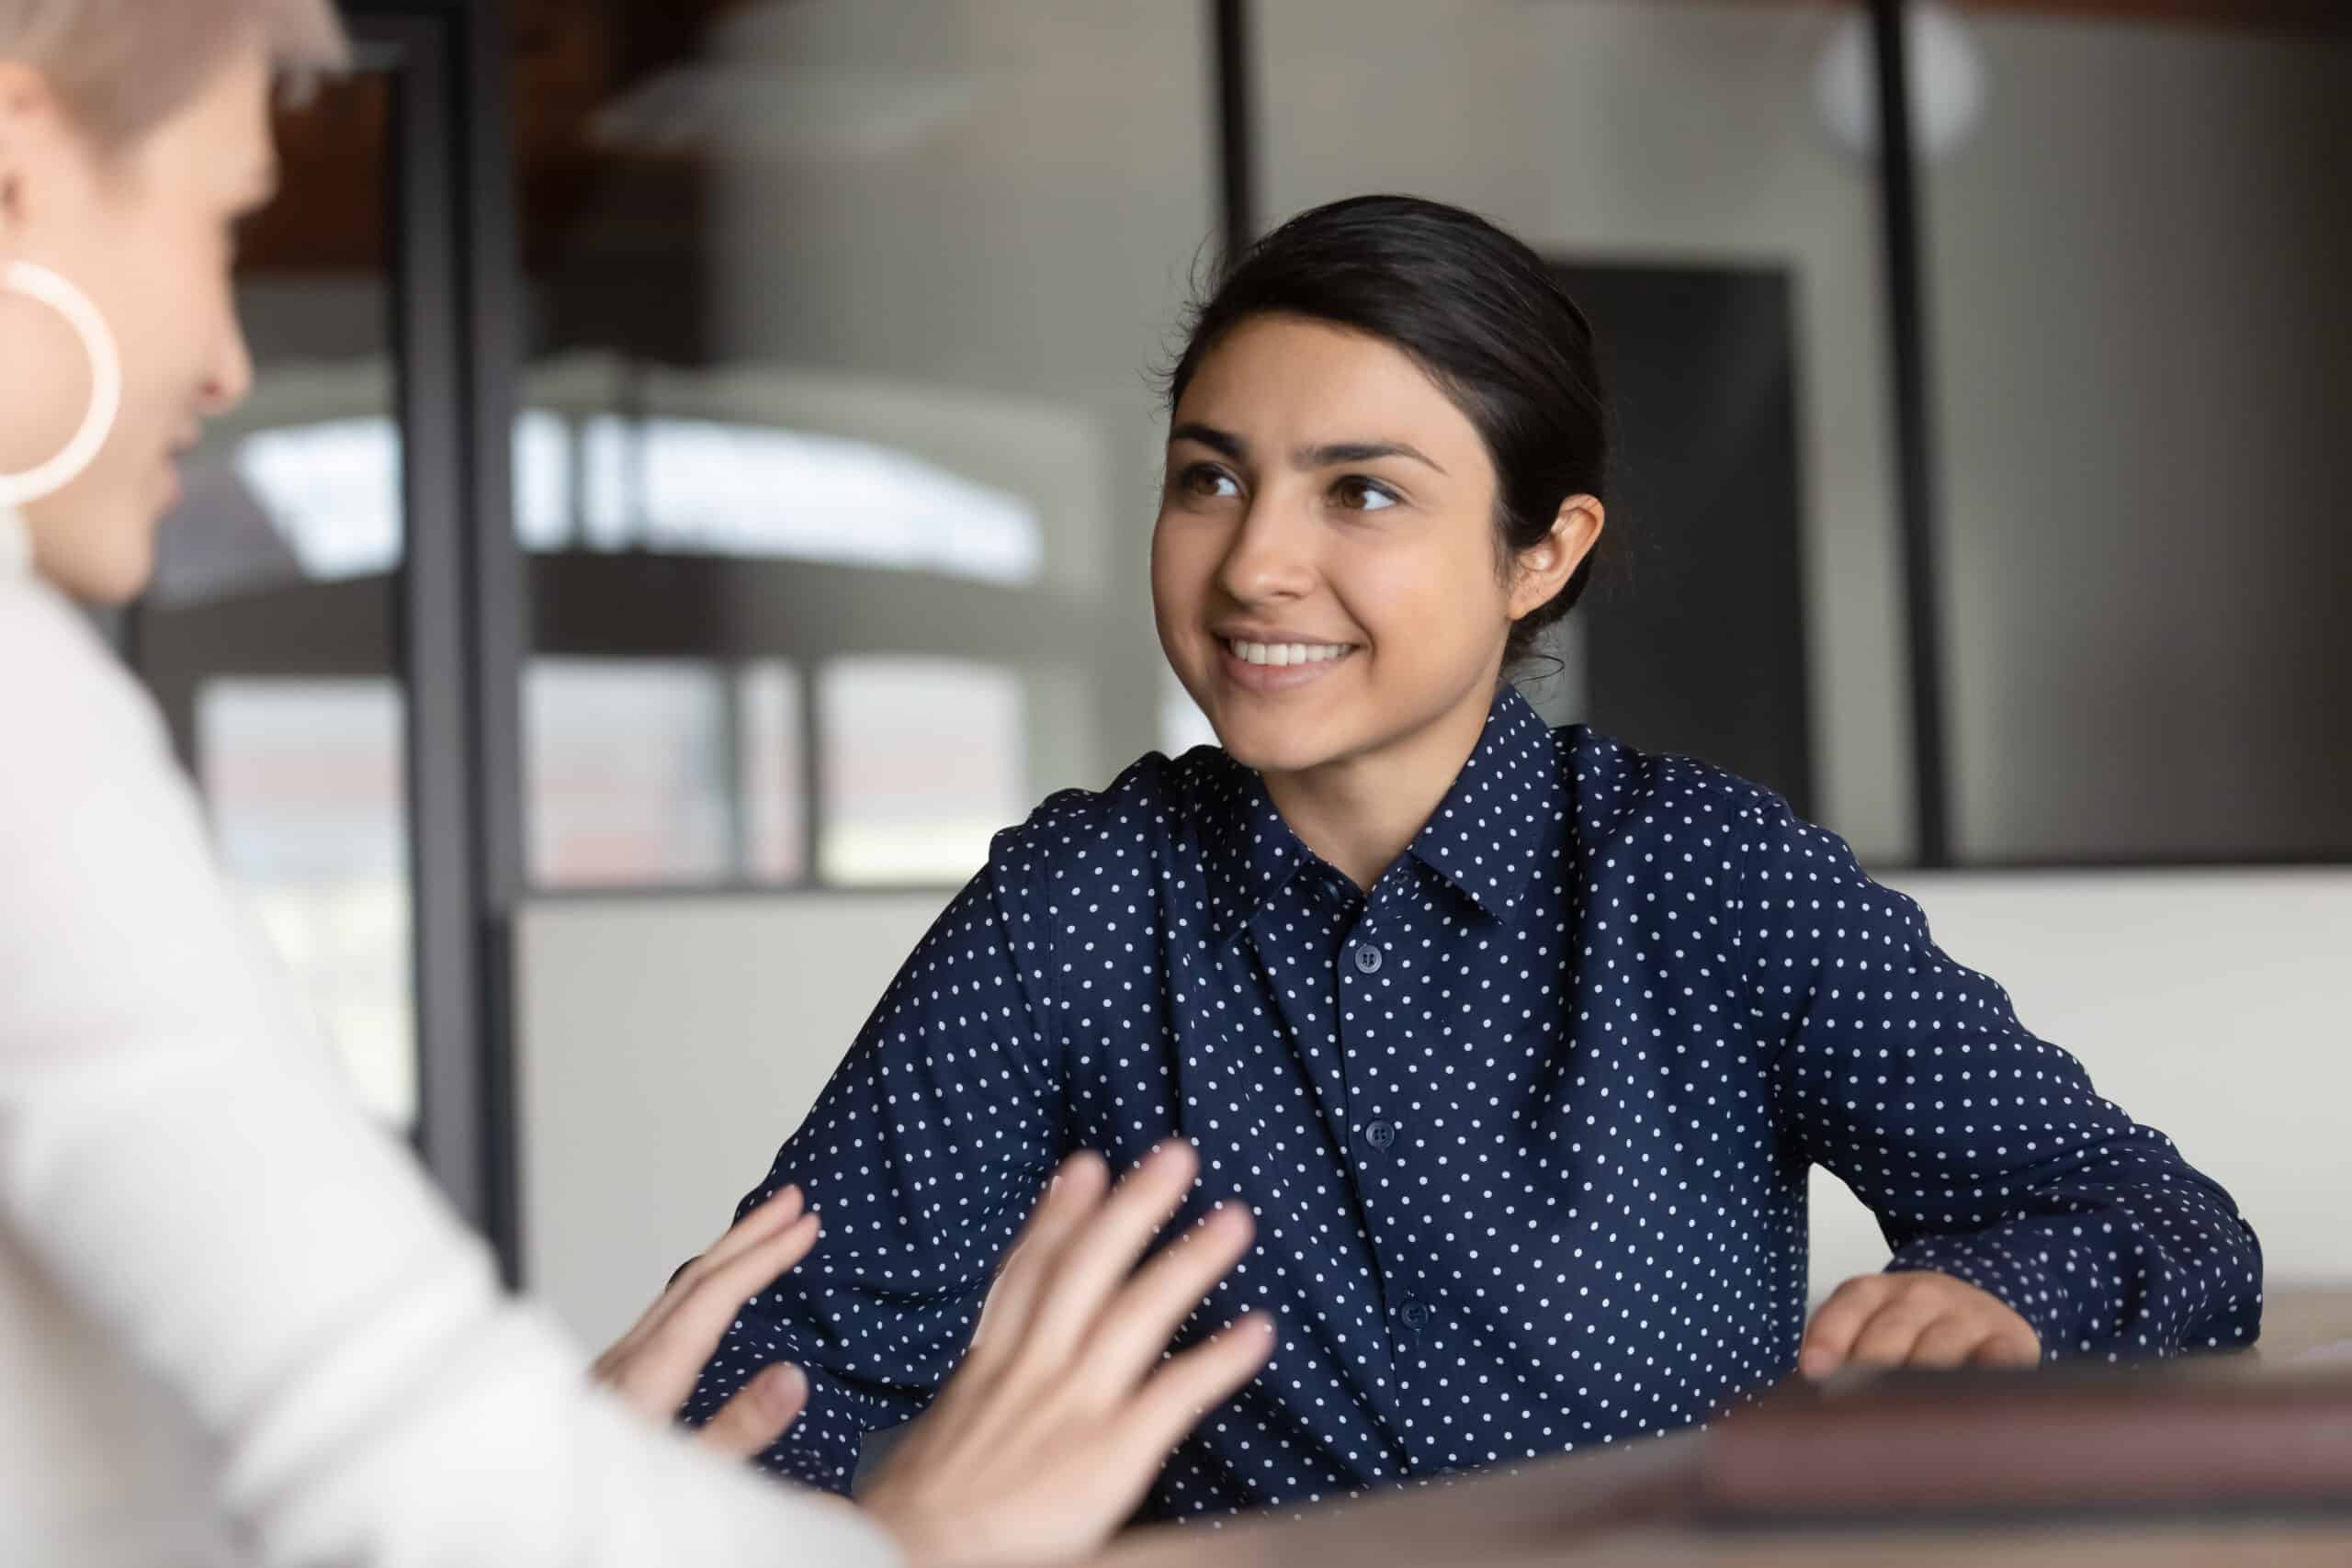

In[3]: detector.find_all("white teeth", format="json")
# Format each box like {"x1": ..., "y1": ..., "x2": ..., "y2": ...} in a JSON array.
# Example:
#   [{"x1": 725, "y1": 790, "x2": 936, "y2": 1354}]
[{"x1": 1227, "y1": 638, "x2": 1348, "y2": 668}]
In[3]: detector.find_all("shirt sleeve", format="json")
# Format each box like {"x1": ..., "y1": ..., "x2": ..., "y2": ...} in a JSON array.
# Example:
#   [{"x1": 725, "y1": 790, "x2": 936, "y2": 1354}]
[
  {"x1": 681, "y1": 854, "x2": 1069, "y2": 1494},
  {"x1": 0, "y1": 586, "x2": 898, "y2": 1568},
  {"x1": 1739, "y1": 792, "x2": 2264, "y2": 1360}
]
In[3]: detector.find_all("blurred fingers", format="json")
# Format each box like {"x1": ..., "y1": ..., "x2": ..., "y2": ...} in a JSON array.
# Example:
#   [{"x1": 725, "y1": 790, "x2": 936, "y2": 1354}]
[
  {"x1": 966, "y1": 1152, "x2": 1110, "y2": 1367},
  {"x1": 1798, "y1": 1275, "x2": 1894, "y2": 1378},
  {"x1": 1906, "y1": 1317, "x2": 1987, "y2": 1371},
  {"x1": 1018, "y1": 1142, "x2": 1199, "y2": 1365},
  {"x1": 1846, "y1": 1302, "x2": 1938, "y2": 1368},
  {"x1": 602, "y1": 1187, "x2": 808, "y2": 1375},
  {"x1": 696, "y1": 1362, "x2": 809, "y2": 1459},
  {"x1": 1972, "y1": 1321, "x2": 2043, "y2": 1369},
  {"x1": 662, "y1": 1213, "x2": 822, "y2": 1371},
  {"x1": 689, "y1": 1186, "x2": 807, "y2": 1287},
  {"x1": 1119, "y1": 1312, "x2": 1276, "y2": 1472},
  {"x1": 1083, "y1": 1201, "x2": 1255, "y2": 1380}
]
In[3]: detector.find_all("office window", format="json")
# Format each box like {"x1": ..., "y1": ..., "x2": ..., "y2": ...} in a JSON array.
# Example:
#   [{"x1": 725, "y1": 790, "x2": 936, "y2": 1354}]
[
  {"x1": 1255, "y1": 0, "x2": 1883, "y2": 852},
  {"x1": 198, "y1": 680, "x2": 415, "y2": 1124},
  {"x1": 1923, "y1": 12, "x2": 2352, "y2": 862},
  {"x1": 818, "y1": 659, "x2": 1025, "y2": 886},
  {"x1": 510, "y1": 1, "x2": 1217, "y2": 888}
]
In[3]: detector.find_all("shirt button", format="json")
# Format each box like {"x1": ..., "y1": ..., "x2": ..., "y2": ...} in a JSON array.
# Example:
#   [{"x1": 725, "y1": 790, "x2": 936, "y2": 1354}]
[
  {"x1": 1400, "y1": 1300, "x2": 1431, "y2": 1330},
  {"x1": 1353, "y1": 944, "x2": 1383, "y2": 975},
  {"x1": 1364, "y1": 1119, "x2": 1397, "y2": 1151}
]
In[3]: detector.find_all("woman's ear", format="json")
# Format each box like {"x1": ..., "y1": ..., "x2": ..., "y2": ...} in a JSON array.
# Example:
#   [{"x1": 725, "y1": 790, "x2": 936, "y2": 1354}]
[
  {"x1": 0, "y1": 70, "x2": 27, "y2": 238},
  {"x1": 0, "y1": 62, "x2": 65, "y2": 239},
  {"x1": 1509, "y1": 495, "x2": 1605, "y2": 621}
]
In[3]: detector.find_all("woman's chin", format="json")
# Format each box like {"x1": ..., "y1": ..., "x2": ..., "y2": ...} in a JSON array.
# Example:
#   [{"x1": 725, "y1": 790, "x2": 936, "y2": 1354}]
[
  {"x1": 1214, "y1": 715, "x2": 1349, "y2": 779},
  {"x1": 25, "y1": 493, "x2": 161, "y2": 606},
  {"x1": 69, "y1": 550, "x2": 156, "y2": 607}
]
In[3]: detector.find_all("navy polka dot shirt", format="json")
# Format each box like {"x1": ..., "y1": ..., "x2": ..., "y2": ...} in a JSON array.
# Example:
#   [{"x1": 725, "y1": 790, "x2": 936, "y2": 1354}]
[{"x1": 684, "y1": 686, "x2": 2262, "y2": 1517}]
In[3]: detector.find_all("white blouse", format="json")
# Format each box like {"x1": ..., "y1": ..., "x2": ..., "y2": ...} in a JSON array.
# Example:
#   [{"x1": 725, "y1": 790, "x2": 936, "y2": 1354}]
[{"x1": 0, "y1": 506, "x2": 898, "y2": 1568}]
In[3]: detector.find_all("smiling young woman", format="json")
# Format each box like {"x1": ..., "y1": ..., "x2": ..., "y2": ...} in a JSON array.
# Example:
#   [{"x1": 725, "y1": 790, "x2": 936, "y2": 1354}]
[{"x1": 685, "y1": 195, "x2": 2262, "y2": 1516}]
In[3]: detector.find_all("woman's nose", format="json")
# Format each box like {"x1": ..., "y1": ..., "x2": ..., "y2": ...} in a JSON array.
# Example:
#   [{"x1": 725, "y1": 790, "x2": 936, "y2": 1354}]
[
  {"x1": 1216, "y1": 499, "x2": 1317, "y2": 605},
  {"x1": 197, "y1": 321, "x2": 256, "y2": 416}
]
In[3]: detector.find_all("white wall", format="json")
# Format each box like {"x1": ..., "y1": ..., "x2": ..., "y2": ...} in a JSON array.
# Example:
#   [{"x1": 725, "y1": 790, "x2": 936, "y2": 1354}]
[
  {"x1": 1809, "y1": 870, "x2": 2352, "y2": 1298},
  {"x1": 520, "y1": 871, "x2": 2352, "y2": 1348},
  {"x1": 519, "y1": 893, "x2": 947, "y2": 1349}
]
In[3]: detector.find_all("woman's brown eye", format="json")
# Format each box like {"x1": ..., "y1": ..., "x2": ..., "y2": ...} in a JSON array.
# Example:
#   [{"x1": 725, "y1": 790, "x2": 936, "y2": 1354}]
[{"x1": 1335, "y1": 478, "x2": 1398, "y2": 512}]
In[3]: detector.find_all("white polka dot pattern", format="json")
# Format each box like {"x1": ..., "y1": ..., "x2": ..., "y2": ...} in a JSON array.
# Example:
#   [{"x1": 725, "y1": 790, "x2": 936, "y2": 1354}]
[{"x1": 683, "y1": 688, "x2": 2263, "y2": 1518}]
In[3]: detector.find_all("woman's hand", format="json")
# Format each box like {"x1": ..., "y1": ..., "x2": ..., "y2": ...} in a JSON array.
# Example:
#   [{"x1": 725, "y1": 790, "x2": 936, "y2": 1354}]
[
  {"x1": 591, "y1": 1184, "x2": 821, "y2": 1458},
  {"x1": 1800, "y1": 1269, "x2": 2041, "y2": 1377},
  {"x1": 862, "y1": 1140, "x2": 1274, "y2": 1568}
]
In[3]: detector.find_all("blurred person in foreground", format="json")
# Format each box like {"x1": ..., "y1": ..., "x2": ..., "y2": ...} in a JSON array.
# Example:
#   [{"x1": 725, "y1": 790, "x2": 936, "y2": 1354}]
[{"x1": 0, "y1": 3, "x2": 1271, "y2": 1564}]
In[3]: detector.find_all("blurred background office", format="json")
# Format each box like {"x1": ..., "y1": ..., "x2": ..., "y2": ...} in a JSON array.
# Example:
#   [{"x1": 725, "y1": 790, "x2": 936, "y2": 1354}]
[{"x1": 113, "y1": 0, "x2": 2349, "y2": 1354}]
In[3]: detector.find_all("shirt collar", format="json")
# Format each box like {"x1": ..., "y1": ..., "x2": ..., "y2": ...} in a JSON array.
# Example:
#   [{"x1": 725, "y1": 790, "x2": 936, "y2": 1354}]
[
  {"x1": 1400, "y1": 684, "x2": 1564, "y2": 921},
  {"x1": 1198, "y1": 684, "x2": 1565, "y2": 943},
  {"x1": 1197, "y1": 755, "x2": 1318, "y2": 945},
  {"x1": 0, "y1": 506, "x2": 28, "y2": 581}
]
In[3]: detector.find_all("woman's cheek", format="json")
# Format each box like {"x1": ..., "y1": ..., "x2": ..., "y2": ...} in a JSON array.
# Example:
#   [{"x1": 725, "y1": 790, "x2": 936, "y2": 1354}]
[{"x1": 1343, "y1": 547, "x2": 1447, "y2": 644}]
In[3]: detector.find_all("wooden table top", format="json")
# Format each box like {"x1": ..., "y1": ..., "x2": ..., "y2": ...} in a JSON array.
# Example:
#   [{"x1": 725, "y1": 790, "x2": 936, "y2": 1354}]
[
  {"x1": 1090, "y1": 1286, "x2": 2352, "y2": 1568},
  {"x1": 1098, "y1": 1435, "x2": 2352, "y2": 1567}
]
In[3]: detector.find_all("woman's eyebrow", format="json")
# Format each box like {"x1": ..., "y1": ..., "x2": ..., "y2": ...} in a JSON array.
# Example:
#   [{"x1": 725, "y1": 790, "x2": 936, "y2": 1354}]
[
  {"x1": 1170, "y1": 422, "x2": 1247, "y2": 461},
  {"x1": 1295, "y1": 439, "x2": 1447, "y2": 476},
  {"x1": 1170, "y1": 423, "x2": 1447, "y2": 478}
]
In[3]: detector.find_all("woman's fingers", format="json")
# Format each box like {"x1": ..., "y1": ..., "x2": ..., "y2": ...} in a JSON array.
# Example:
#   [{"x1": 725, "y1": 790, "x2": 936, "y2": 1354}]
[
  {"x1": 858, "y1": 1151, "x2": 1267, "y2": 1568},
  {"x1": 968, "y1": 1153, "x2": 1111, "y2": 1364},
  {"x1": 689, "y1": 1185, "x2": 807, "y2": 1288},
  {"x1": 1798, "y1": 1275, "x2": 1891, "y2": 1378},
  {"x1": 1119, "y1": 1312, "x2": 1276, "y2": 1473},
  {"x1": 600, "y1": 1185, "x2": 808, "y2": 1376},
  {"x1": 1016, "y1": 1141, "x2": 1199, "y2": 1365},
  {"x1": 1846, "y1": 1300, "x2": 1937, "y2": 1368},
  {"x1": 659, "y1": 1212, "x2": 822, "y2": 1375},
  {"x1": 1080, "y1": 1201, "x2": 1255, "y2": 1380},
  {"x1": 1905, "y1": 1316, "x2": 1986, "y2": 1371},
  {"x1": 1972, "y1": 1322, "x2": 2043, "y2": 1369},
  {"x1": 598, "y1": 1211, "x2": 822, "y2": 1419},
  {"x1": 662, "y1": 1186, "x2": 806, "y2": 1314},
  {"x1": 1801, "y1": 1271, "x2": 2041, "y2": 1376},
  {"x1": 696, "y1": 1361, "x2": 809, "y2": 1459}
]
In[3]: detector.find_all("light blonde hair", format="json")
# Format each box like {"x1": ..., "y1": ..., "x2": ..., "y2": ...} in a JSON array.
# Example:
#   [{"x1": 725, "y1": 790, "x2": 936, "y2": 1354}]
[{"x1": 0, "y1": 0, "x2": 348, "y2": 147}]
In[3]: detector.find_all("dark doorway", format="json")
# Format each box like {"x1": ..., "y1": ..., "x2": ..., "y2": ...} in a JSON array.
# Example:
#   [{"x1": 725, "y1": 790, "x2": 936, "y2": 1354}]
[{"x1": 1555, "y1": 261, "x2": 1815, "y2": 818}]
